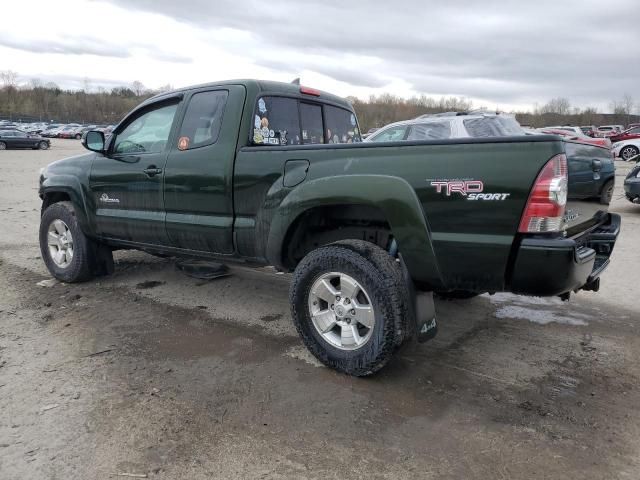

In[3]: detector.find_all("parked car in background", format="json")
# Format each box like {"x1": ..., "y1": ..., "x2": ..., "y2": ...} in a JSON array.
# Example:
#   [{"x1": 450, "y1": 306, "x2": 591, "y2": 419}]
[
  {"x1": 537, "y1": 128, "x2": 611, "y2": 148},
  {"x1": 524, "y1": 129, "x2": 615, "y2": 204},
  {"x1": 41, "y1": 125, "x2": 63, "y2": 137},
  {"x1": 0, "y1": 129, "x2": 50, "y2": 150},
  {"x1": 609, "y1": 126, "x2": 640, "y2": 143},
  {"x1": 364, "y1": 111, "x2": 524, "y2": 142},
  {"x1": 361, "y1": 127, "x2": 379, "y2": 139},
  {"x1": 595, "y1": 125, "x2": 624, "y2": 138},
  {"x1": 624, "y1": 161, "x2": 640, "y2": 204},
  {"x1": 580, "y1": 125, "x2": 597, "y2": 137},
  {"x1": 612, "y1": 139, "x2": 640, "y2": 161},
  {"x1": 545, "y1": 126, "x2": 584, "y2": 136},
  {"x1": 56, "y1": 124, "x2": 83, "y2": 139}
]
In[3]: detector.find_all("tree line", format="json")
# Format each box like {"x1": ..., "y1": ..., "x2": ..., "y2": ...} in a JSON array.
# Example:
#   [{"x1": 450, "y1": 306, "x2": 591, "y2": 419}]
[{"x1": 1, "y1": 70, "x2": 637, "y2": 130}]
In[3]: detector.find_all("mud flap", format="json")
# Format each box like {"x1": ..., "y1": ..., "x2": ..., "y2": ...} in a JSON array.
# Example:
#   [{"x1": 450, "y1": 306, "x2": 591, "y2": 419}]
[
  {"x1": 415, "y1": 291, "x2": 438, "y2": 343},
  {"x1": 399, "y1": 254, "x2": 438, "y2": 343}
]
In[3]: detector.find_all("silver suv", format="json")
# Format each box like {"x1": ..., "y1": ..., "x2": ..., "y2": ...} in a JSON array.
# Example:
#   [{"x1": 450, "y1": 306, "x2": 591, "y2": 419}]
[{"x1": 364, "y1": 111, "x2": 524, "y2": 142}]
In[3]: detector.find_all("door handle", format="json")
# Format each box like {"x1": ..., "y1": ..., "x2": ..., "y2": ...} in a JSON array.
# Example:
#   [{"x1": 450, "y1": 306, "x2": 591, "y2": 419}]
[{"x1": 143, "y1": 166, "x2": 163, "y2": 177}]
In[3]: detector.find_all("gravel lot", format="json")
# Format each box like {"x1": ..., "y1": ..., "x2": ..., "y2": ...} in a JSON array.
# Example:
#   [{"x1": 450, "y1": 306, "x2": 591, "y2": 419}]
[{"x1": 1, "y1": 139, "x2": 639, "y2": 479}]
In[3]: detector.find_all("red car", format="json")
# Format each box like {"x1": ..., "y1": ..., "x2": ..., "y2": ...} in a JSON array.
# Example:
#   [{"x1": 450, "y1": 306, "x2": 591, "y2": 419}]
[
  {"x1": 610, "y1": 125, "x2": 640, "y2": 143},
  {"x1": 538, "y1": 128, "x2": 612, "y2": 148}
]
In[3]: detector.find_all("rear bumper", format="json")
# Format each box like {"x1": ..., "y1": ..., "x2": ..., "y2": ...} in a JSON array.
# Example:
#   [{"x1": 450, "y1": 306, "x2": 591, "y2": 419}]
[{"x1": 510, "y1": 213, "x2": 620, "y2": 296}]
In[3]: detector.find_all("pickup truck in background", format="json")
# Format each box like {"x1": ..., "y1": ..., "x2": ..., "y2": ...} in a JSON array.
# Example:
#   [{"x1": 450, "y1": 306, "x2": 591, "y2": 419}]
[{"x1": 38, "y1": 80, "x2": 620, "y2": 376}]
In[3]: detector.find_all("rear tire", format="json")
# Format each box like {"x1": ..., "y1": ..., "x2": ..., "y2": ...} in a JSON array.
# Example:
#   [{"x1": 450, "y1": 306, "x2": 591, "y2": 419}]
[
  {"x1": 0, "y1": 141, "x2": 6, "y2": 150},
  {"x1": 39, "y1": 141, "x2": 49, "y2": 150},
  {"x1": 289, "y1": 240, "x2": 409, "y2": 376},
  {"x1": 600, "y1": 179, "x2": 614, "y2": 205}
]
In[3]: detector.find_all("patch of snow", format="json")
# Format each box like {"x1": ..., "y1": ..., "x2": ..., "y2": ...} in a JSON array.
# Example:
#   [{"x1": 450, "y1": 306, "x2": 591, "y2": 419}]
[
  {"x1": 494, "y1": 305, "x2": 588, "y2": 326},
  {"x1": 284, "y1": 346, "x2": 324, "y2": 368}
]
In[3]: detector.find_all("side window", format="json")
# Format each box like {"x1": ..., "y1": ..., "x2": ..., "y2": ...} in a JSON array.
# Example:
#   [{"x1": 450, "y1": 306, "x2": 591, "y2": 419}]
[
  {"x1": 324, "y1": 106, "x2": 361, "y2": 144},
  {"x1": 177, "y1": 90, "x2": 228, "y2": 150},
  {"x1": 407, "y1": 122, "x2": 452, "y2": 140},
  {"x1": 300, "y1": 103, "x2": 323, "y2": 144},
  {"x1": 369, "y1": 126, "x2": 408, "y2": 142},
  {"x1": 113, "y1": 102, "x2": 178, "y2": 154},
  {"x1": 253, "y1": 96, "x2": 301, "y2": 146}
]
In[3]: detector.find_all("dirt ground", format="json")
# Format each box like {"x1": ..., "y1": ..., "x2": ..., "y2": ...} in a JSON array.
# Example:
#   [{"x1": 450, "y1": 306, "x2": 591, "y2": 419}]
[{"x1": 1, "y1": 139, "x2": 639, "y2": 479}]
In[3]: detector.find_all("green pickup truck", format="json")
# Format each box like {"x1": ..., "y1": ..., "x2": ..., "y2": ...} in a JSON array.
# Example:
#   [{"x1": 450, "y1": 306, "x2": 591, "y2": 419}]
[{"x1": 38, "y1": 80, "x2": 620, "y2": 376}]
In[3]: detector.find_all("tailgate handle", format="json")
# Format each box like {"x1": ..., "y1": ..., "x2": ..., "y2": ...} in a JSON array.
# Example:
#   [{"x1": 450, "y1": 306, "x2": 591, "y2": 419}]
[{"x1": 591, "y1": 159, "x2": 602, "y2": 171}]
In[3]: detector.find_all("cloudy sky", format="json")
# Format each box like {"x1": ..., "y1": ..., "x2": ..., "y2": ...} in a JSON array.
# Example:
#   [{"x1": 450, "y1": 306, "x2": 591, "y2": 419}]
[{"x1": 1, "y1": 0, "x2": 638, "y2": 112}]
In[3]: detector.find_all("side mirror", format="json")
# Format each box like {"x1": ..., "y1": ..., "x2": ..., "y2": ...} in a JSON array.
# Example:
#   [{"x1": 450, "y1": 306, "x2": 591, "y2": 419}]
[{"x1": 82, "y1": 130, "x2": 105, "y2": 153}]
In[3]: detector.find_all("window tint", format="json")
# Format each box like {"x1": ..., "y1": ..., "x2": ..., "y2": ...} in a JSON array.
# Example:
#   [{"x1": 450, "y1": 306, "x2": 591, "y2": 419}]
[
  {"x1": 369, "y1": 126, "x2": 408, "y2": 142},
  {"x1": 1, "y1": 131, "x2": 14, "y2": 137},
  {"x1": 324, "y1": 105, "x2": 361, "y2": 144},
  {"x1": 629, "y1": 127, "x2": 640, "y2": 134},
  {"x1": 300, "y1": 103, "x2": 323, "y2": 144},
  {"x1": 407, "y1": 122, "x2": 452, "y2": 140},
  {"x1": 463, "y1": 116, "x2": 523, "y2": 138},
  {"x1": 253, "y1": 96, "x2": 301, "y2": 146},
  {"x1": 178, "y1": 90, "x2": 228, "y2": 150},
  {"x1": 114, "y1": 102, "x2": 178, "y2": 154}
]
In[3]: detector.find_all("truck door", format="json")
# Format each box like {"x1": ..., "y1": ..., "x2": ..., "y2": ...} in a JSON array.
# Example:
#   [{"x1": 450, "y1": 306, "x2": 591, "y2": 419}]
[
  {"x1": 89, "y1": 97, "x2": 181, "y2": 245},
  {"x1": 163, "y1": 86, "x2": 245, "y2": 254}
]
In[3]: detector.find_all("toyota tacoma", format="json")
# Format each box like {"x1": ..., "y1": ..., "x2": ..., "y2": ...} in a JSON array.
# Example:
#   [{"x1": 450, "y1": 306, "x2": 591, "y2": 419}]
[{"x1": 38, "y1": 80, "x2": 620, "y2": 376}]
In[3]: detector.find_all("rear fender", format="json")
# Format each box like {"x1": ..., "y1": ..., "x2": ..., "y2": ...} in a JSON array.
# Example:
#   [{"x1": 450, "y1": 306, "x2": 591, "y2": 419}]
[{"x1": 266, "y1": 174, "x2": 443, "y2": 287}]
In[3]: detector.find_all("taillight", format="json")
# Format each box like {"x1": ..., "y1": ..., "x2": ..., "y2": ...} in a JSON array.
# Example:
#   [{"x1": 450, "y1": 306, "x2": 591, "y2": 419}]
[{"x1": 518, "y1": 153, "x2": 568, "y2": 233}]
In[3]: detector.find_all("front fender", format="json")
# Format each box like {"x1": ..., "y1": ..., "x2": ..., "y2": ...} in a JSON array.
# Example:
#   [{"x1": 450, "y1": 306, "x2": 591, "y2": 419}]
[
  {"x1": 266, "y1": 174, "x2": 443, "y2": 287},
  {"x1": 40, "y1": 175, "x2": 92, "y2": 235}
]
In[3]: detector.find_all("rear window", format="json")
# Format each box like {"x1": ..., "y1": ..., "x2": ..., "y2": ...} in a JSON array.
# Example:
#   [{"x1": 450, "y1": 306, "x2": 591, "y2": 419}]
[
  {"x1": 178, "y1": 90, "x2": 228, "y2": 149},
  {"x1": 324, "y1": 105, "x2": 361, "y2": 143},
  {"x1": 407, "y1": 122, "x2": 452, "y2": 140},
  {"x1": 463, "y1": 116, "x2": 523, "y2": 137},
  {"x1": 300, "y1": 103, "x2": 324, "y2": 144},
  {"x1": 252, "y1": 96, "x2": 360, "y2": 146},
  {"x1": 253, "y1": 97, "x2": 301, "y2": 146}
]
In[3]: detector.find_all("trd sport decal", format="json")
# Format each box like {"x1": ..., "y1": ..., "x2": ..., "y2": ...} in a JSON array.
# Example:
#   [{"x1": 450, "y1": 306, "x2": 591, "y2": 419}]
[{"x1": 428, "y1": 179, "x2": 510, "y2": 201}]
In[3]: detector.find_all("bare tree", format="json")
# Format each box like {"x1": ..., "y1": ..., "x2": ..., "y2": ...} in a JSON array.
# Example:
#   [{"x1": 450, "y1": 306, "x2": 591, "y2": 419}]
[
  {"x1": 131, "y1": 80, "x2": 145, "y2": 96},
  {"x1": 541, "y1": 97, "x2": 571, "y2": 116},
  {"x1": 0, "y1": 70, "x2": 18, "y2": 89}
]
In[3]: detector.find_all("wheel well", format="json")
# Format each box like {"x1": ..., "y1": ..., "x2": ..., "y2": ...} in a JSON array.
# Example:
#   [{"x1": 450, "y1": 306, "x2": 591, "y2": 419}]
[
  {"x1": 41, "y1": 192, "x2": 71, "y2": 215},
  {"x1": 281, "y1": 204, "x2": 393, "y2": 270}
]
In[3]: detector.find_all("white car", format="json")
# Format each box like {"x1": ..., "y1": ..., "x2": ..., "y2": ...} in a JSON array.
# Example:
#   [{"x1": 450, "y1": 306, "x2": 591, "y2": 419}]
[
  {"x1": 596, "y1": 125, "x2": 624, "y2": 138},
  {"x1": 543, "y1": 125, "x2": 589, "y2": 136},
  {"x1": 612, "y1": 139, "x2": 640, "y2": 161},
  {"x1": 364, "y1": 111, "x2": 524, "y2": 142}
]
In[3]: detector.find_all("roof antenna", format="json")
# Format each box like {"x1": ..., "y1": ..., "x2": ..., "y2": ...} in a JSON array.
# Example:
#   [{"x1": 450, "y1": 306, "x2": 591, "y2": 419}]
[{"x1": 291, "y1": 78, "x2": 300, "y2": 85}]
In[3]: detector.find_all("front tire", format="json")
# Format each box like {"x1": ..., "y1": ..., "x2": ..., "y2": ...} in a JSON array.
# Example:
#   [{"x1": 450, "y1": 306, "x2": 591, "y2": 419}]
[
  {"x1": 39, "y1": 202, "x2": 113, "y2": 282},
  {"x1": 289, "y1": 240, "x2": 408, "y2": 376},
  {"x1": 39, "y1": 141, "x2": 49, "y2": 150},
  {"x1": 620, "y1": 145, "x2": 639, "y2": 161},
  {"x1": 0, "y1": 141, "x2": 6, "y2": 150}
]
